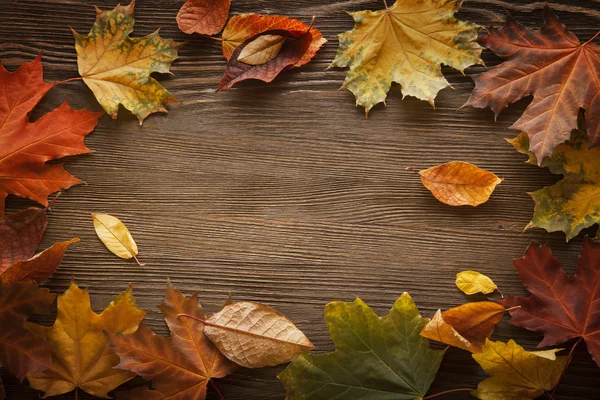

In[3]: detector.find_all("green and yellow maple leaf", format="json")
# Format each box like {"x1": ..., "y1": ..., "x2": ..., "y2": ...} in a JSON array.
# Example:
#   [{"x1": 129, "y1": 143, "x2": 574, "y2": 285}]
[
  {"x1": 278, "y1": 293, "x2": 445, "y2": 399},
  {"x1": 73, "y1": 0, "x2": 183, "y2": 123},
  {"x1": 331, "y1": 0, "x2": 482, "y2": 115},
  {"x1": 511, "y1": 125, "x2": 600, "y2": 240}
]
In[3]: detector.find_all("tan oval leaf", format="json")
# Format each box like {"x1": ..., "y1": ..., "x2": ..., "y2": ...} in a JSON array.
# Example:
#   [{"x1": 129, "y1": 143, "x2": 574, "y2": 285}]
[
  {"x1": 238, "y1": 34, "x2": 286, "y2": 65},
  {"x1": 416, "y1": 161, "x2": 502, "y2": 206},
  {"x1": 204, "y1": 302, "x2": 314, "y2": 368},
  {"x1": 456, "y1": 270, "x2": 497, "y2": 295},
  {"x1": 92, "y1": 213, "x2": 141, "y2": 265}
]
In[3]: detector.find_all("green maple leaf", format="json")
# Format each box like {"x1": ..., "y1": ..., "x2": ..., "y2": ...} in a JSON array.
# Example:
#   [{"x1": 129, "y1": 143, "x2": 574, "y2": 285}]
[
  {"x1": 510, "y1": 123, "x2": 600, "y2": 241},
  {"x1": 278, "y1": 293, "x2": 445, "y2": 399}
]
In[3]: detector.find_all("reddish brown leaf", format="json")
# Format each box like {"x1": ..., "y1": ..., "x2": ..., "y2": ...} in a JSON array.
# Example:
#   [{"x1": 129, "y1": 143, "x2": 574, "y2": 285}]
[
  {"x1": 499, "y1": 238, "x2": 600, "y2": 366},
  {"x1": 464, "y1": 7, "x2": 600, "y2": 162},
  {"x1": 177, "y1": 0, "x2": 231, "y2": 35},
  {"x1": 108, "y1": 282, "x2": 236, "y2": 399},
  {"x1": 0, "y1": 55, "x2": 102, "y2": 215},
  {"x1": 0, "y1": 208, "x2": 47, "y2": 273},
  {"x1": 222, "y1": 14, "x2": 326, "y2": 68},
  {"x1": 0, "y1": 281, "x2": 55, "y2": 381},
  {"x1": 217, "y1": 29, "x2": 313, "y2": 91},
  {"x1": 1, "y1": 238, "x2": 79, "y2": 285}
]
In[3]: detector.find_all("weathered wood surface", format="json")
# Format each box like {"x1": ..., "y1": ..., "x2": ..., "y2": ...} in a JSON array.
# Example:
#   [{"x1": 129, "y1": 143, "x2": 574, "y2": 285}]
[{"x1": 2, "y1": 0, "x2": 600, "y2": 398}]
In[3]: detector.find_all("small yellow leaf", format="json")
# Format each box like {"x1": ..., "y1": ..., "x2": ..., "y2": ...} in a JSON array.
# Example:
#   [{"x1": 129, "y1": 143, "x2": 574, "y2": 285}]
[
  {"x1": 456, "y1": 270, "x2": 497, "y2": 295},
  {"x1": 472, "y1": 339, "x2": 567, "y2": 400},
  {"x1": 416, "y1": 162, "x2": 502, "y2": 206},
  {"x1": 238, "y1": 34, "x2": 286, "y2": 65},
  {"x1": 204, "y1": 302, "x2": 314, "y2": 368},
  {"x1": 92, "y1": 213, "x2": 140, "y2": 265}
]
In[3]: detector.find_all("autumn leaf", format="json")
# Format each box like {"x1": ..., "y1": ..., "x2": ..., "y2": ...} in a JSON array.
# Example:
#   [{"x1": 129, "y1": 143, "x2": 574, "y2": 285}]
[
  {"x1": 92, "y1": 213, "x2": 141, "y2": 265},
  {"x1": 472, "y1": 339, "x2": 567, "y2": 400},
  {"x1": 499, "y1": 238, "x2": 600, "y2": 367},
  {"x1": 1, "y1": 238, "x2": 79, "y2": 285},
  {"x1": 278, "y1": 293, "x2": 445, "y2": 399},
  {"x1": 511, "y1": 127, "x2": 600, "y2": 240},
  {"x1": 222, "y1": 14, "x2": 326, "y2": 68},
  {"x1": 73, "y1": 0, "x2": 183, "y2": 123},
  {"x1": 421, "y1": 302, "x2": 505, "y2": 353},
  {"x1": 0, "y1": 56, "x2": 101, "y2": 216},
  {"x1": 183, "y1": 301, "x2": 314, "y2": 368},
  {"x1": 218, "y1": 29, "x2": 313, "y2": 91},
  {"x1": 108, "y1": 282, "x2": 236, "y2": 399},
  {"x1": 238, "y1": 34, "x2": 286, "y2": 65},
  {"x1": 331, "y1": 0, "x2": 482, "y2": 115},
  {"x1": 464, "y1": 6, "x2": 600, "y2": 162},
  {"x1": 0, "y1": 208, "x2": 47, "y2": 272},
  {"x1": 177, "y1": 0, "x2": 230, "y2": 35},
  {"x1": 0, "y1": 281, "x2": 55, "y2": 384},
  {"x1": 26, "y1": 281, "x2": 145, "y2": 398},
  {"x1": 413, "y1": 162, "x2": 502, "y2": 206},
  {"x1": 456, "y1": 271, "x2": 498, "y2": 295}
]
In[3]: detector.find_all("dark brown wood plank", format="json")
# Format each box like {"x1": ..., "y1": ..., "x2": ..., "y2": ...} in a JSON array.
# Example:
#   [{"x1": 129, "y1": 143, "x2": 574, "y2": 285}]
[{"x1": 2, "y1": 0, "x2": 600, "y2": 398}]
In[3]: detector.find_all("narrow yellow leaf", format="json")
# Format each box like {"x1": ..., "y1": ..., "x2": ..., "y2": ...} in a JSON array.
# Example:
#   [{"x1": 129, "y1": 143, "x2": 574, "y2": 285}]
[
  {"x1": 238, "y1": 34, "x2": 286, "y2": 65},
  {"x1": 92, "y1": 213, "x2": 141, "y2": 265},
  {"x1": 456, "y1": 271, "x2": 497, "y2": 295}
]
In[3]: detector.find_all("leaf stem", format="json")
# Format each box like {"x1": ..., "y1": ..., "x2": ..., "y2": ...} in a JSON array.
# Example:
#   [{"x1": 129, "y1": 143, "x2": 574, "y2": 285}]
[
  {"x1": 383, "y1": 0, "x2": 389, "y2": 11},
  {"x1": 405, "y1": 167, "x2": 420, "y2": 175},
  {"x1": 550, "y1": 337, "x2": 583, "y2": 398},
  {"x1": 423, "y1": 388, "x2": 474, "y2": 399},
  {"x1": 54, "y1": 77, "x2": 83, "y2": 86},
  {"x1": 46, "y1": 192, "x2": 62, "y2": 211},
  {"x1": 201, "y1": 34, "x2": 223, "y2": 42},
  {"x1": 584, "y1": 30, "x2": 600, "y2": 45},
  {"x1": 210, "y1": 380, "x2": 225, "y2": 400}
]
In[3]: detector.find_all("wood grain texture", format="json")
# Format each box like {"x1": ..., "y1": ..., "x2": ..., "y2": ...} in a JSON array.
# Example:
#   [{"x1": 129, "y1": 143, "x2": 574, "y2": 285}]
[{"x1": 2, "y1": 0, "x2": 600, "y2": 398}]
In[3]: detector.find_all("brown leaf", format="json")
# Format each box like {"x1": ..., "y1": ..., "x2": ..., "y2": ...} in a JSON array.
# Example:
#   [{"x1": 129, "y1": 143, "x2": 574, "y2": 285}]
[
  {"x1": 0, "y1": 281, "x2": 55, "y2": 381},
  {"x1": 217, "y1": 29, "x2": 313, "y2": 91},
  {"x1": 421, "y1": 302, "x2": 506, "y2": 353},
  {"x1": 1, "y1": 238, "x2": 79, "y2": 285},
  {"x1": 238, "y1": 34, "x2": 286, "y2": 65},
  {"x1": 203, "y1": 301, "x2": 314, "y2": 368},
  {"x1": 177, "y1": 0, "x2": 231, "y2": 35},
  {"x1": 108, "y1": 282, "x2": 236, "y2": 399},
  {"x1": 0, "y1": 208, "x2": 47, "y2": 273},
  {"x1": 415, "y1": 162, "x2": 502, "y2": 206}
]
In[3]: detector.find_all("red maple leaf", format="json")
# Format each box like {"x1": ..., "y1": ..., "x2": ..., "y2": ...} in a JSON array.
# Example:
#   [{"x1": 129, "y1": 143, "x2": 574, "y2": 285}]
[
  {"x1": 0, "y1": 55, "x2": 102, "y2": 215},
  {"x1": 464, "y1": 6, "x2": 600, "y2": 163},
  {"x1": 500, "y1": 238, "x2": 600, "y2": 366}
]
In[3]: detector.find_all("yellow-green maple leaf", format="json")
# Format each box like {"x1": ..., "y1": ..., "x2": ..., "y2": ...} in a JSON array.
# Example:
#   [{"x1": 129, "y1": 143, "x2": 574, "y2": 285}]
[
  {"x1": 331, "y1": 0, "x2": 482, "y2": 115},
  {"x1": 73, "y1": 0, "x2": 183, "y2": 123},
  {"x1": 511, "y1": 126, "x2": 600, "y2": 241}
]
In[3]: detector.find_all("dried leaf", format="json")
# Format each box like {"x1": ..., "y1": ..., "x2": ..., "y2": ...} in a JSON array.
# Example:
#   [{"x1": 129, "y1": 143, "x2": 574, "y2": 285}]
[
  {"x1": 421, "y1": 302, "x2": 505, "y2": 353},
  {"x1": 108, "y1": 282, "x2": 236, "y2": 399},
  {"x1": 331, "y1": 0, "x2": 482, "y2": 115},
  {"x1": 456, "y1": 270, "x2": 497, "y2": 295},
  {"x1": 0, "y1": 56, "x2": 101, "y2": 215},
  {"x1": 1, "y1": 238, "x2": 79, "y2": 285},
  {"x1": 202, "y1": 301, "x2": 313, "y2": 368},
  {"x1": 26, "y1": 281, "x2": 145, "y2": 398},
  {"x1": 217, "y1": 29, "x2": 313, "y2": 91},
  {"x1": 511, "y1": 128, "x2": 600, "y2": 240},
  {"x1": 465, "y1": 6, "x2": 600, "y2": 162},
  {"x1": 0, "y1": 281, "x2": 55, "y2": 381},
  {"x1": 238, "y1": 34, "x2": 286, "y2": 65},
  {"x1": 499, "y1": 238, "x2": 600, "y2": 366},
  {"x1": 92, "y1": 213, "x2": 140, "y2": 264},
  {"x1": 73, "y1": 0, "x2": 183, "y2": 123},
  {"x1": 177, "y1": 0, "x2": 230, "y2": 35},
  {"x1": 472, "y1": 339, "x2": 567, "y2": 400},
  {"x1": 279, "y1": 293, "x2": 445, "y2": 399},
  {"x1": 0, "y1": 208, "x2": 47, "y2": 272},
  {"x1": 416, "y1": 162, "x2": 502, "y2": 206},
  {"x1": 222, "y1": 13, "x2": 326, "y2": 68}
]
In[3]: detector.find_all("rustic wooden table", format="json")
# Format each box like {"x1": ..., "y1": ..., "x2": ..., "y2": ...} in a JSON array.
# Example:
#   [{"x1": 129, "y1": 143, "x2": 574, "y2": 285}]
[{"x1": 2, "y1": 0, "x2": 600, "y2": 399}]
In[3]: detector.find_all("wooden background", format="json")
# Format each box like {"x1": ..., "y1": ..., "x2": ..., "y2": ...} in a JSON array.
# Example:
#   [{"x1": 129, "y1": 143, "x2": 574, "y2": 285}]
[{"x1": 2, "y1": 0, "x2": 600, "y2": 398}]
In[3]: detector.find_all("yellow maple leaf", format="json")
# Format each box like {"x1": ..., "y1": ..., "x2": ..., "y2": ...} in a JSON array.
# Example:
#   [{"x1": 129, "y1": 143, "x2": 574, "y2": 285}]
[
  {"x1": 26, "y1": 281, "x2": 145, "y2": 398},
  {"x1": 331, "y1": 0, "x2": 482, "y2": 115},
  {"x1": 73, "y1": 0, "x2": 183, "y2": 123},
  {"x1": 472, "y1": 339, "x2": 567, "y2": 400}
]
